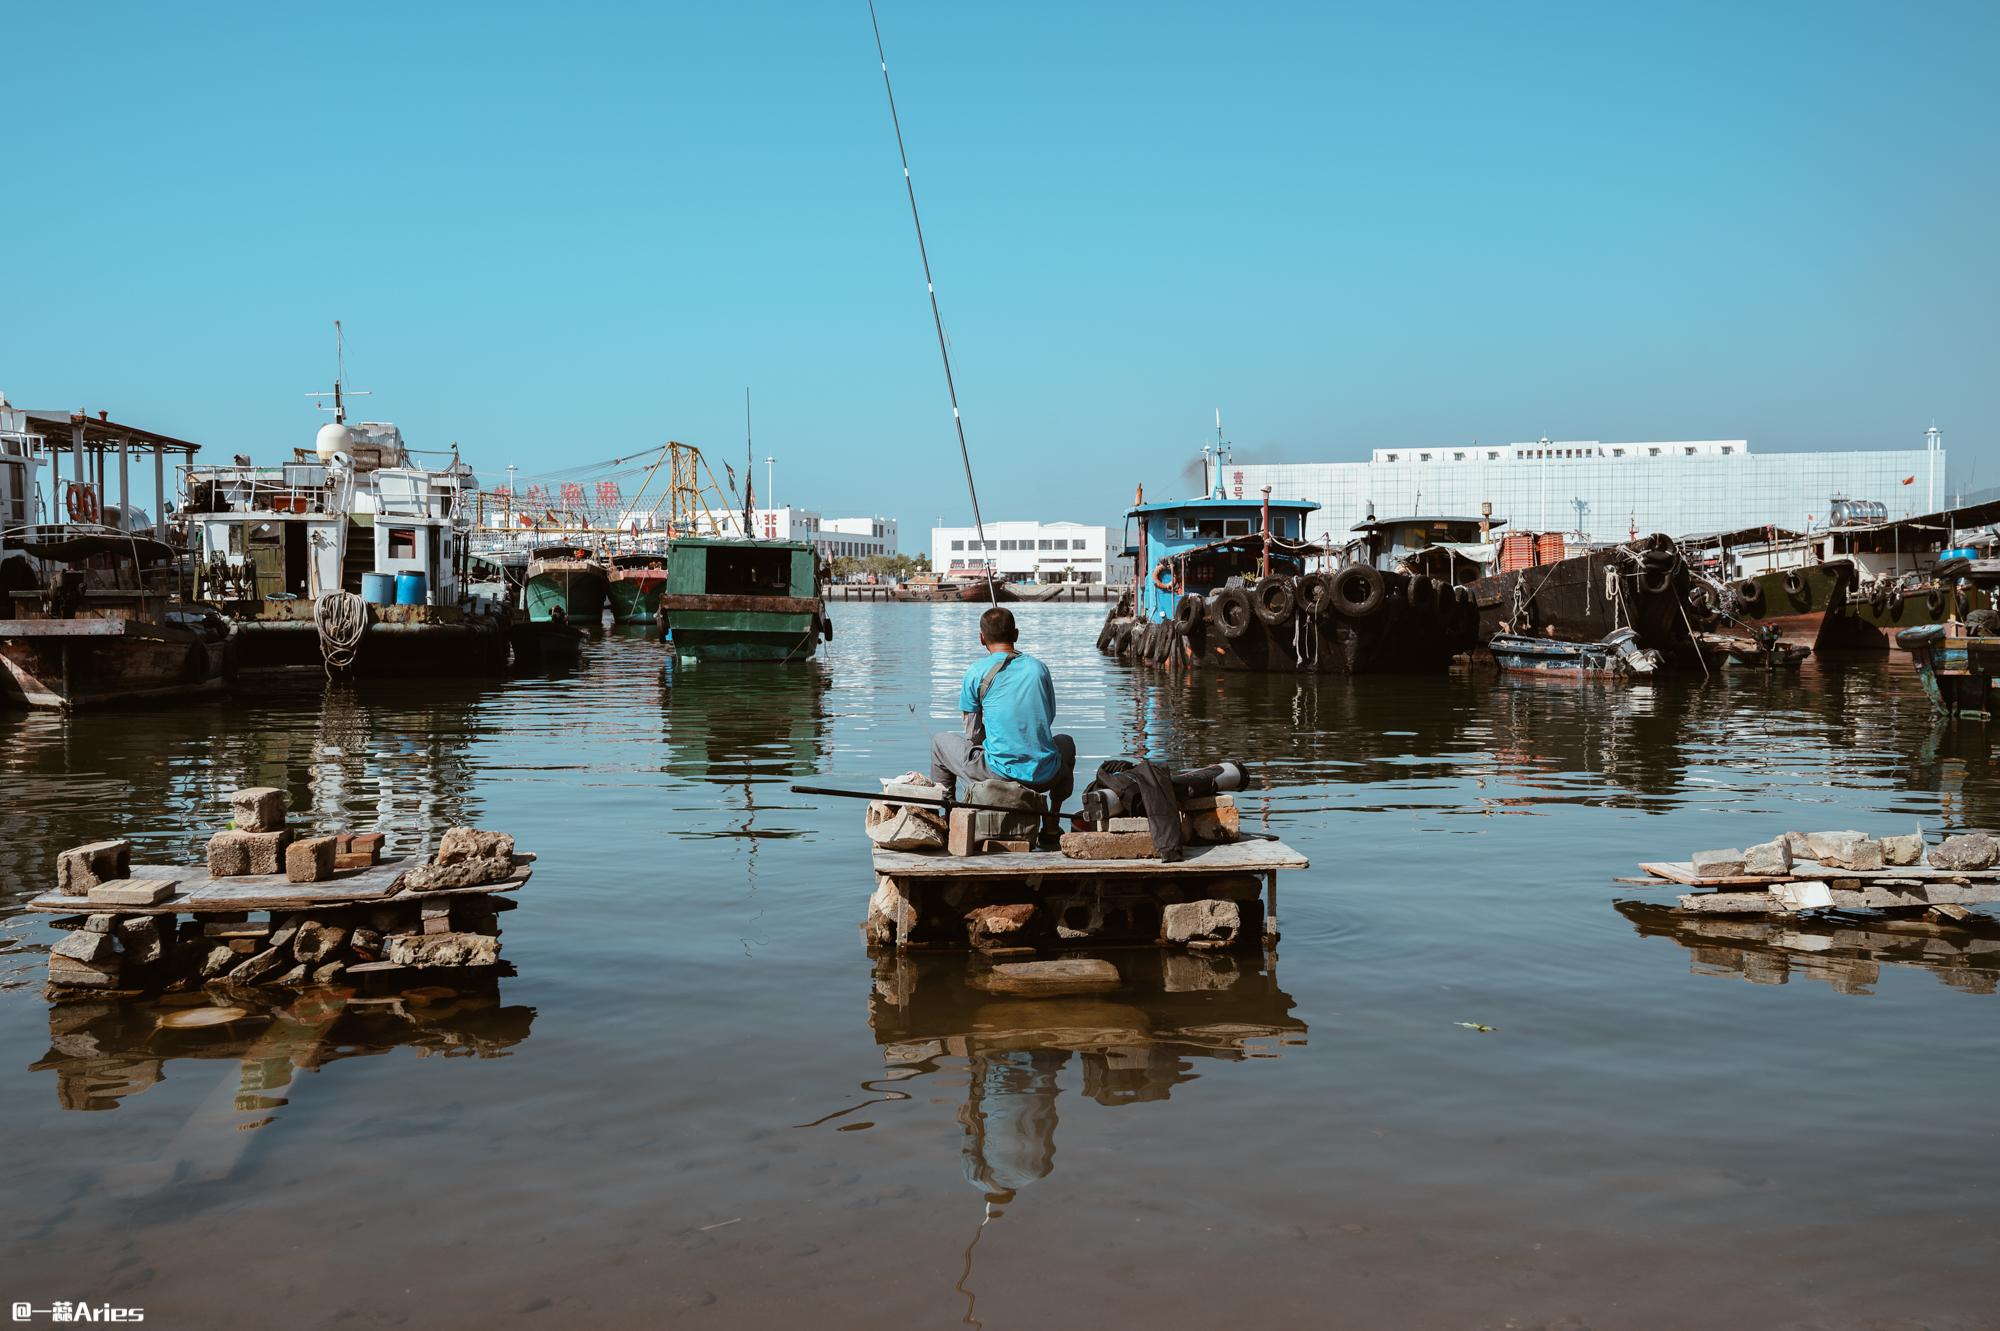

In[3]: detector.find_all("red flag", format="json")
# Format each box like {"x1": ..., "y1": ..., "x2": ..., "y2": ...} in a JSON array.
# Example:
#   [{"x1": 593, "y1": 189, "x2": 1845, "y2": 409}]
[{"x1": 1902, "y1": 476, "x2": 1915, "y2": 485}]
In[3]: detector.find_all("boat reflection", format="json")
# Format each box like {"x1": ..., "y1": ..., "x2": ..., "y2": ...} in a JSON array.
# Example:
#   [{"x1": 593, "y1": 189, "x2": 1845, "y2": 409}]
[
  {"x1": 1617, "y1": 900, "x2": 2000, "y2": 996},
  {"x1": 29, "y1": 980, "x2": 534, "y2": 1113},
  {"x1": 864, "y1": 951, "x2": 1306, "y2": 1203},
  {"x1": 661, "y1": 658, "x2": 830, "y2": 784}
]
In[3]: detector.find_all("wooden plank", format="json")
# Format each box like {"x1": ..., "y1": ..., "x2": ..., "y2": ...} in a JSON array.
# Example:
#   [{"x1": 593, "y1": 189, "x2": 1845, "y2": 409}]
[
  {"x1": 24, "y1": 860, "x2": 532, "y2": 914},
  {"x1": 872, "y1": 839, "x2": 1308, "y2": 878},
  {"x1": 1673, "y1": 881, "x2": 2000, "y2": 915},
  {"x1": 0, "y1": 618, "x2": 130, "y2": 636}
]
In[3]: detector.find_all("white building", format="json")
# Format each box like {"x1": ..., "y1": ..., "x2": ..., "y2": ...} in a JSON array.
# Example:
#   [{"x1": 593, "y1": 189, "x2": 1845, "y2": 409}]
[
  {"x1": 932, "y1": 520, "x2": 1108, "y2": 583},
  {"x1": 1226, "y1": 432, "x2": 1947, "y2": 547},
  {"x1": 698, "y1": 506, "x2": 899, "y2": 560}
]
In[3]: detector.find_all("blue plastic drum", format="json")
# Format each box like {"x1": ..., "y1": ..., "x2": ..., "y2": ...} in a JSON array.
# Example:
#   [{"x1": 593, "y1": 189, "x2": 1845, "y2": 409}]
[
  {"x1": 395, "y1": 571, "x2": 429, "y2": 605},
  {"x1": 360, "y1": 572, "x2": 396, "y2": 605}
]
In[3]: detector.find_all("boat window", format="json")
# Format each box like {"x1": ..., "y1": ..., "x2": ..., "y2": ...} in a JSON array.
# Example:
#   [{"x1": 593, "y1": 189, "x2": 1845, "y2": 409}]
[
  {"x1": 706, "y1": 545, "x2": 795, "y2": 596},
  {"x1": 1224, "y1": 519, "x2": 1251, "y2": 537},
  {"x1": 387, "y1": 527, "x2": 417, "y2": 558},
  {"x1": 1197, "y1": 520, "x2": 1225, "y2": 538}
]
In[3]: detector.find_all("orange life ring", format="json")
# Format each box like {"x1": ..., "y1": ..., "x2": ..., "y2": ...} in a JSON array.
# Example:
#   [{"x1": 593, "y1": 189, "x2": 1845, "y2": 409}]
[
  {"x1": 1152, "y1": 559, "x2": 1179, "y2": 593},
  {"x1": 66, "y1": 484, "x2": 100, "y2": 523}
]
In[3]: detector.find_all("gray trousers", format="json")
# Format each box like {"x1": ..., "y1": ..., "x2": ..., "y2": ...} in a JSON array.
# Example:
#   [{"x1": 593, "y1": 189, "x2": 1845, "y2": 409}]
[{"x1": 931, "y1": 732, "x2": 1078, "y2": 810}]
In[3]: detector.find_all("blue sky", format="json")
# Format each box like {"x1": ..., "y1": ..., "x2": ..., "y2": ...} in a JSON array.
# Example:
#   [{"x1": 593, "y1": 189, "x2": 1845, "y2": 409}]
[{"x1": 5, "y1": 1, "x2": 1995, "y2": 541}]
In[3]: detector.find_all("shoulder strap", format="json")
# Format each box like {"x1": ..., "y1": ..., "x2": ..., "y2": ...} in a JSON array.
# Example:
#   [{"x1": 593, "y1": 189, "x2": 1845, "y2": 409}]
[{"x1": 974, "y1": 652, "x2": 1015, "y2": 709}]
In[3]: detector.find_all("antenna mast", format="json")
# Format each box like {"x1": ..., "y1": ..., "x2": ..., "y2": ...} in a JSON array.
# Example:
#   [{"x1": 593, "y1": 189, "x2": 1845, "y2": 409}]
[
  {"x1": 867, "y1": 0, "x2": 997, "y2": 604},
  {"x1": 307, "y1": 319, "x2": 370, "y2": 423},
  {"x1": 744, "y1": 387, "x2": 755, "y2": 539}
]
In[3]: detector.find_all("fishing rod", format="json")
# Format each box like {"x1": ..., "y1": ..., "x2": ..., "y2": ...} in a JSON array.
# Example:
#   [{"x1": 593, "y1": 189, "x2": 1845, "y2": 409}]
[
  {"x1": 866, "y1": 0, "x2": 998, "y2": 606},
  {"x1": 790, "y1": 783, "x2": 1061, "y2": 819}
]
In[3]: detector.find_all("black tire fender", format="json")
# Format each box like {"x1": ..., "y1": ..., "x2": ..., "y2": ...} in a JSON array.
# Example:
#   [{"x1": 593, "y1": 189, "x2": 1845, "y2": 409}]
[
  {"x1": 1213, "y1": 586, "x2": 1255, "y2": 639},
  {"x1": 1252, "y1": 576, "x2": 1296, "y2": 625},
  {"x1": 1333, "y1": 564, "x2": 1385, "y2": 618}
]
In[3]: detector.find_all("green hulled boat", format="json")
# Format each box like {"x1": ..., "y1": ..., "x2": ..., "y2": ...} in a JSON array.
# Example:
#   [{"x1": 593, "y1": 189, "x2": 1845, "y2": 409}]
[
  {"x1": 524, "y1": 546, "x2": 609, "y2": 624},
  {"x1": 606, "y1": 552, "x2": 670, "y2": 624},
  {"x1": 659, "y1": 537, "x2": 829, "y2": 663}
]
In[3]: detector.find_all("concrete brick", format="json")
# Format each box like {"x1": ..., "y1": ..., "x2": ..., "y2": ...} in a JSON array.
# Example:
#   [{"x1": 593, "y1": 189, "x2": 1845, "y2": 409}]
[
  {"x1": 437, "y1": 827, "x2": 512, "y2": 865},
  {"x1": 1691, "y1": 849, "x2": 1747, "y2": 879},
  {"x1": 55, "y1": 840, "x2": 130, "y2": 897},
  {"x1": 229, "y1": 787, "x2": 288, "y2": 833},
  {"x1": 284, "y1": 835, "x2": 337, "y2": 884},
  {"x1": 1164, "y1": 898, "x2": 1242, "y2": 948}
]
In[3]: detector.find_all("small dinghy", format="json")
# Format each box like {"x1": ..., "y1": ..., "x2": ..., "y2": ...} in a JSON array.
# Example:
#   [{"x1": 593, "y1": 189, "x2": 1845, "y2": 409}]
[
  {"x1": 1697, "y1": 626, "x2": 1810, "y2": 671},
  {"x1": 1488, "y1": 627, "x2": 1664, "y2": 680}
]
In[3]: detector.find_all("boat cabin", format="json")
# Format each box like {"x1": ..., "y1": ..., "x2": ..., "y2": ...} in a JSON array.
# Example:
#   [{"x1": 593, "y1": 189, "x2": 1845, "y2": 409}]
[
  {"x1": 1126, "y1": 494, "x2": 1320, "y2": 624},
  {"x1": 666, "y1": 537, "x2": 818, "y2": 600},
  {"x1": 184, "y1": 425, "x2": 475, "y2": 607},
  {"x1": 1346, "y1": 515, "x2": 1502, "y2": 583}
]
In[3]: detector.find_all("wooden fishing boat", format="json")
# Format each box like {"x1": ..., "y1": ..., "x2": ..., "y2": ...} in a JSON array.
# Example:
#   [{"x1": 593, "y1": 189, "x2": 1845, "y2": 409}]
[
  {"x1": 1488, "y1": 627, "x2": 1663, "y2": 680},
  {"x1": 657, "y1": 536, "x2": 830, "y2": 663},
  {"x1": 605, "y1": 552, "x2": 669, "y2": 624},
  {"x1": 524, "y1": 546, "x2": 608, "y2": 624},
  {"x1": 1702, "y1": 561, "x2": 1853, "y2": 651},
  {"x1": 1898, "y1": 623, "x2": 2000, "y2": 717},
  {"x1": 0, "y1": 534, "x2": 233, "y2": 709},
  {"x1": 1467, "y1": 533, "x2": 1699, "y2": 667}
]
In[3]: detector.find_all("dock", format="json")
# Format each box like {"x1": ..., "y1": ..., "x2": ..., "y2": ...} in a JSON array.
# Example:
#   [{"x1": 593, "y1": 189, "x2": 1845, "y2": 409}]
[{"x1": 865, "y1": 838, "x2": 1308, "y2": 953}]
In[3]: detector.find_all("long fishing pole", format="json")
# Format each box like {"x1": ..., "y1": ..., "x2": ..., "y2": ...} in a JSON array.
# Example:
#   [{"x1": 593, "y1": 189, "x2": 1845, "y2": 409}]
[{"x1": 867, "y1": 0, "x2": 998, "y2": 606}]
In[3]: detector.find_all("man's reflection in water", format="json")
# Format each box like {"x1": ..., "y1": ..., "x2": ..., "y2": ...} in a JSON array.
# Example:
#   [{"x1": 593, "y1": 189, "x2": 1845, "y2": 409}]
[{"x1": 958, "y1": 1048, "x2": 1063, "y2": 1208}]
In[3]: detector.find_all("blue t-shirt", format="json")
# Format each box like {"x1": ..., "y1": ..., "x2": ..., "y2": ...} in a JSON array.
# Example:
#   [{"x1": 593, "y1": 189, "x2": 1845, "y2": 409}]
[{"x1": 959, "y1": 650, "x2": 1059, "y2": 785}]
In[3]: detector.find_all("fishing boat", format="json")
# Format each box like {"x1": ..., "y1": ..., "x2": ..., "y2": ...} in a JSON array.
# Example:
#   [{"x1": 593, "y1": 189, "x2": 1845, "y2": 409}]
[
  {"x1": 0, "y1": 532, "x2": 234, "y2": 708},
  {"x1": 891, "y1": 573, "x2": 985, "y2": 603},
  {"x1": 1680, "y1": 525, "x2": 1854, "y2": 653},
  {"x1": 181, "y1": 356, "x2": 513, "y2": 676},
  {"x1": 1898, "y1": 622, "x2": 2000, "y2": 717},
  {"x1": 1707, "y1": 631, "x2": 1811, "y2": 671},
  {"x1": 657, "y1": 536, "x2": 830, "y2": 662},
  {"x1": 1488, "y1": 627, "x2": 1663, "y2": 680},
  {"x1": 605, "y1": 551, "x2": 669, "y2": 624},
  {"x1": 1466, "y1": 532, "x2": 1700, "y2": 668},
  {"x1": 523, "y1": 545, "x2": 609, "y2": 624}
]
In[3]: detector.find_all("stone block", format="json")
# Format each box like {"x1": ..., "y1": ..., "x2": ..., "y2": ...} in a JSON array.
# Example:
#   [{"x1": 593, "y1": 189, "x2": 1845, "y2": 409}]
[
  {"x1": 966, "y1": 902, "x2": 1037, "y2": 950},
  {"x1": 48, "y1": 955, "x2": 121, "y2": 988},
  {"x1": 1742, "y1": 838, "x2": 1793, "y2": 877},
  {"x1": 313, "y1": 961, "x2": 347, "y2": 985},
  {"x1": 333, "y1": 851, "x2": 374, "y2": 872},
  {"x1": 402, "y1": 857, "x2": 511, "y2": 892},
  {"x1": 53, "y1": 930, "x2": 117, "y2": 966},
  {"x1": 275, "y1": 963, "x2": 309, "y2": 986},
  {"x1": 1782, "y1": 831, "x2": 1813, "y2": 859},
  {"x1": 1164, "y1": 898, "x2": 1242, "y2": 948},
  {"x1": 437, "y1": 827, "x2": 513, "y2": 866},
  {"x1": 1807, "y1": 831, "x2": 1883, "y2": 871},
  {"x1": 350, "y1": 928, "x2": 383, "y2": 960},
  {"x1": 1185, "y1": 803, "x2": 1241, "y2": 844},
  {"x1": 228, "y1": 943, "x2": 291, "y2": 985},
  {"x1": 55, "y1": 840, "x2": 130, "y2": 897},
  {"x1": 947, "y1": 807, "x2": 977, "y2": 858},
  {"x1": 284, "y1": 835, "x2": 337, "y2": 884},
  {"x1": 1928, "y1": 832, "x2": 1999, "y2": 871},
  {"x1": 384, "y1": 931, "x2": 500, "y2": 967},
  {"x1": 865, "y1": 877, "x2": 920, "y2": 947},
  {"x1": 82, "y1": 914, "x2": 116, "y2": 934},
  {"x1": 1882, "y1": 830, "x2": 1926, "y2": 867},
  {"x1": 229, "y1": 787, "x2": 288, "y2": 833},
  {"x1": 293, "y1": 920, "x2": 346, "y2": 963},
  {"x1": 201, "y1": 945, "x2": 238, "y2": 978},
  {"x1": 1059, "y1": 831, "x2": 1158, "y2": 861},
  {"x1": 977, "y1": 958, "x2": 1121, "y2": 994},
  {"x1": 1691, "y1": 849, "x2": 1746, "y2": 879},
  {"x1": 350, "y1": 832, "x2": 385, "y2": 859},
  {"x1": 227, "y1": 938, "x2": 259, "y2": 954},
  {"x1": 86, "y1": 877, "x2": 178, "y2": 907},
  {"x1": 334, "y1": 833, "x2": 354, "y2": 854},
  {"x1": 209, "y1": 829, "x2": 292, "y2": 877},
  {"x1": 115, "y1": 917, "x2": 164, "y2": 966}
]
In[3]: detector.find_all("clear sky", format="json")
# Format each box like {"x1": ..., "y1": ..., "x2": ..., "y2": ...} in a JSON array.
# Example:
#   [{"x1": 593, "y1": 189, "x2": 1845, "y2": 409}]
[{"x1": 5, "y1": 1, "x2": 1996, "y2": 542}]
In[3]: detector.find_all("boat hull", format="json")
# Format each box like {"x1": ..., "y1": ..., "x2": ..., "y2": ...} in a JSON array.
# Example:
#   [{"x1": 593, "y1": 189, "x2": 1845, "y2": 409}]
[
  {"x1": 0, "y1": 619, "x2": 233, "y2": 709},
  {"x1": 606, "y1": 570, "x2": 667, "y2": 624},
  {"x1": 524, "y1": 565, "x2": 609, "y2": 623},
  {"x1": 228, "y1": 603, "x2": 513, "y2": 676},
  {"x1": 1468, "y1": 541, "x2": 1697, "y2": 666},
  {"x1": 1730, "y1": 562, "x2": 1853, "y2": 650},
  {"x1": 1823, "y1": 583, "x2": 1988, "y2": 651},
  {"x1": 658, "y1": 594, "x2": 826, "y2": 663},
  {"x1": 1899, "y1": 626, "x2": 2000, "y2": 716}
]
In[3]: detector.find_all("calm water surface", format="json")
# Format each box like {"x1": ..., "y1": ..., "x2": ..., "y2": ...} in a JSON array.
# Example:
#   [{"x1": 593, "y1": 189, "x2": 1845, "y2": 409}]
[{"x1": 2, "y1": 603, "x2": 1997, "y2": 1330}]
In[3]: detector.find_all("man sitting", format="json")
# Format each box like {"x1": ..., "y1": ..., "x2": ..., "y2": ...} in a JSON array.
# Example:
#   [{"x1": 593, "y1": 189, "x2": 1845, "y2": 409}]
[{"x1": 930, "y1": 606, "x2": 1077, "y2": 812}]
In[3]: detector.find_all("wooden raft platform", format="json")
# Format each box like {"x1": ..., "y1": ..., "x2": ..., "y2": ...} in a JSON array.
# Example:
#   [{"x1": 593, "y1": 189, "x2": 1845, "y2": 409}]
[
  {"x1": 1629, "y1": 857, "x2": 2000, "y2": 916},
  {"x1": 872, "y1": 839, "x2": 1308, "y2": 879},
  {"x1": 25, "y1": 856, "x2": 535, "y2": 916}
]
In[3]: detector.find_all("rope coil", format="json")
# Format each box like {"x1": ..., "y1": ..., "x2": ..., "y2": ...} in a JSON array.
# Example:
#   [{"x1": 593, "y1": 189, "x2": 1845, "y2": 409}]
[{"x1": 315, "y1": 590, "x2": 368, "y2": 676}]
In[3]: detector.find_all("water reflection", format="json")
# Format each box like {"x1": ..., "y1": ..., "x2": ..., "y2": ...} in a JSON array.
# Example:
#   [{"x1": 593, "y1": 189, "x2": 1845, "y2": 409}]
[
  {"x1": 661, "y1": 658, "x2": 831, "y2": 784},
  {"x1": 29, "y1": 980, "x2": 534, "y2": 1113},
  {"x1": 864, "y1": 951, "x2": 1305, "y2": 1203},
  {"x1": 1617, "y1": 901, "x2": 2000, "y2": 996}
]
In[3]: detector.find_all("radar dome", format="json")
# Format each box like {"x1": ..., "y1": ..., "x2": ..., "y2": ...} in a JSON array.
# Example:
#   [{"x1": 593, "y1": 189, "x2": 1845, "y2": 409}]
[{"x1": 315, "y1": 422, "x2": 354, "y2": 461}]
